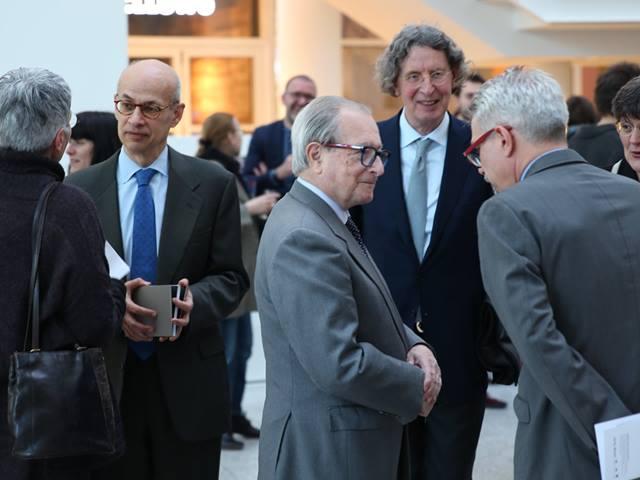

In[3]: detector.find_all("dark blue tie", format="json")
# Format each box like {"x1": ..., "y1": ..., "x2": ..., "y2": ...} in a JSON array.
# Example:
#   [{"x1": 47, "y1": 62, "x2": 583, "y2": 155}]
[{"x1": 129, "y1": 168, "x2": 158, "y2": 360}]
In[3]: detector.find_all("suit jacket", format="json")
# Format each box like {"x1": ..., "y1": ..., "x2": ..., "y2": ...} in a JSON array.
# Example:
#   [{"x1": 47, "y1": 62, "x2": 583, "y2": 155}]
[
  {"x1": 242, "y1": 119, "x2": 294, "y2": 195},
  {"x1": 255, "y1": 181, "x2": 425, "y2": 480},
  {"x1": 66, "y1": 147, "x2": 249, "y2": 442},
  {"x1": 477, "y1": 149, "x2": 640, "y2": 479},
  {"x1": 356, "y1": 112, "x2": 493, "y2": 404}
]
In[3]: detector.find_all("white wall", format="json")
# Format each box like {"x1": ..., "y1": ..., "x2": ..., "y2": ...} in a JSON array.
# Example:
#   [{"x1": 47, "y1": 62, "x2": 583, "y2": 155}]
[{"x1": 2, "y1": 0, "x2": 128, "y2": 171}]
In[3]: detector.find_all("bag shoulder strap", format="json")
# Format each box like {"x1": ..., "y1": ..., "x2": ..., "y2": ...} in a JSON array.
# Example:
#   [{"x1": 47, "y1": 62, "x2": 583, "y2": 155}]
[{"x1": 24, "y1": 182, "x2": 59, "y2": 352}]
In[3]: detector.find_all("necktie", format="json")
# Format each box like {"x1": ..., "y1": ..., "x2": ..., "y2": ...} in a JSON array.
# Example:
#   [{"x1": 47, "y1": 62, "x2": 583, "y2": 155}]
[
  {"x1": 345, "y1": 216, "x2": 368, "y2": 258},
  {"x1": 406, "y1": 138, "x2": 431, "y2": 260},
  {"x1": 129, "y1": 168, "x2": 158, "y2": 360}
]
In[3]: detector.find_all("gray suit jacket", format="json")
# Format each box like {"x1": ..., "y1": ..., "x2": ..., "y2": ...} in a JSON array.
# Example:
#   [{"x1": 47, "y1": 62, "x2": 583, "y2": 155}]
[
  {"x1": 477, "y1": 149, "x2": 640, "y2": 479},
  {"x1": 66, "y1": 147, "x2": 249, "y2": 441},
  {"x1": 255, "y1": 181, "x2": 425, "y2": 480}
]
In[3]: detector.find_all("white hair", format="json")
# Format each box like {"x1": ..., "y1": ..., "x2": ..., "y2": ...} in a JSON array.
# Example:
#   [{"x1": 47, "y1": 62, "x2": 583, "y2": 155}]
[
  {"x1": 0, "y1": 67, "x2": 71, "y2": 152},
  {"x1": 471, "y1": 66, "x2": 568, "y2": 143},
  {"x1": 291, "y1": 96, "x2": 370, "y2": 175}
]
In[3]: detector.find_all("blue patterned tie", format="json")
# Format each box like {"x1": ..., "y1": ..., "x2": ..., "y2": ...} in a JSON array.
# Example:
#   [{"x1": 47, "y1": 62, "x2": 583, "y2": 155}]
[{"x1": 129, "y1": 168, "x2": 158, "y2": 360}]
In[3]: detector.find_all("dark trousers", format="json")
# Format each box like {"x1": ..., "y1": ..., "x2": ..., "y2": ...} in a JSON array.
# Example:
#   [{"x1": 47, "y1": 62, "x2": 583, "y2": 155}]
[
  {"x1": 221, "y1": 312, "x2": 253, "y2": 416},
  {"x1": 409, "y1": 396, "x2": 485, "y2": 480},
  {"x1": 92, "y1": 352, "x2": 221, "y2": 480}
]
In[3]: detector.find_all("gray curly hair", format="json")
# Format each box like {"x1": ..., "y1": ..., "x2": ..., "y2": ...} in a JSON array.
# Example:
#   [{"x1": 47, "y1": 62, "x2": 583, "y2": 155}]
[{"x1": 376, "y1": 24, "x2": 469, "y2": 96}]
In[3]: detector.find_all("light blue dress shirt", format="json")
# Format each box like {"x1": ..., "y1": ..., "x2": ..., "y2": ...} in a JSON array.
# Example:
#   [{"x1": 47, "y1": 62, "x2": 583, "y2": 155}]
[
  {"x1": 399, "y1": 110, "x2": 450, "y2": 256},
  {"x1": 117, "y1": 147, "x2": 169, "y2": 270}
]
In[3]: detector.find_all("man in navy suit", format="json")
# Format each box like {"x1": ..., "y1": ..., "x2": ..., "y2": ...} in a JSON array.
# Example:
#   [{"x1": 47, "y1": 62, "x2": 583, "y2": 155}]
[
  {"x1": 242, "y1": 75, "x2": 316, "y2": 196},
  {"x1": 356, "y1": 25, "x2": 493, "y2": 479}
]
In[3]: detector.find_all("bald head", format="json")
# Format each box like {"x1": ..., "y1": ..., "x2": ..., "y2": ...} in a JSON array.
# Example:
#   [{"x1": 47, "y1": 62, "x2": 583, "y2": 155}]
[
  {"x1": 114, "y1": 59, "x2": 185, "y2": 167},
  {"x1": 118, "y1": 59, "x2": 181, "y2": 104}
]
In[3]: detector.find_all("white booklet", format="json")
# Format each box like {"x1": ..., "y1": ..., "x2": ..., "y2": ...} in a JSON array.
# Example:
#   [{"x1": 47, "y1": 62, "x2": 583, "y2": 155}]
[
  {"x1": 595, "y1": 412, "x2": 640, "y2": 480},
  {"x1": 104, "y1": 241, "x2": 129, "y2": 280}
]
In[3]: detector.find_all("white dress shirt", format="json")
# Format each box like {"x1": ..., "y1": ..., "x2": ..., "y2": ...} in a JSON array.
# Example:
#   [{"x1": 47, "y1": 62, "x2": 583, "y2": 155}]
[
  {"x1": 400, "y1": 110, "x2": 450, "y2": 256},
  {"x1": 296, "y1": 178, "x2": 349, "y2": 224},
  {"x1": 117, "y1": 146, "x2": 169, "y2": 267}
]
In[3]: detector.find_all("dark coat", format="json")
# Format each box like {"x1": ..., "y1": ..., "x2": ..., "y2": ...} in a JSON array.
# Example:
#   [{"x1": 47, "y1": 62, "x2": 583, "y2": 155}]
[
  {"x1": 0, "y1": 149, "x2": 125, "y2": 480},
  {"x1": 567, "y1": 123, "x2": 622, "y2": 170},
  {"x1": 356, "y1": 112, "x2": 492, "y2": 404},
  {"x1": 66, "y1": 148, "x2": 249, "y2": 441},
  {"x1": 242, "y1": 119, "x2": 294, "y2": 196}
]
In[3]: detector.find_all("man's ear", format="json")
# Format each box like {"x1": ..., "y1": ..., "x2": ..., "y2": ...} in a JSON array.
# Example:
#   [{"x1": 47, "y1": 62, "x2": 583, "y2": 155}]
[
  {"x1": 497, "y1": 126, "x2": 515, "y2": 157},
  {"x1": 306, "y1": 142, "x2": 323, "y2": 172},
  {"x1": 170, "y1": 103, "x2": 185, "y2": 128},
  {"x1": 48, "y1": 127, "x2": 69, "y2": 162}
]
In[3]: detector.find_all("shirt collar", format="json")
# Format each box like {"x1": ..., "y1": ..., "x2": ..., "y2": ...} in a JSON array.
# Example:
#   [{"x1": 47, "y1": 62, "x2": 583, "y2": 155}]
[
  {"x1": 519, "y1": 147, "x2": 568, "y2": 182},
  {"x1": 399, "y1": 110, "x2": 450, "y2": 149},
  {"x1": 297, "y1": 177, "x2": 350, "y2": 224},
  {"x1": 117, "y1": 146, "x2": 169, "y2": 184}
]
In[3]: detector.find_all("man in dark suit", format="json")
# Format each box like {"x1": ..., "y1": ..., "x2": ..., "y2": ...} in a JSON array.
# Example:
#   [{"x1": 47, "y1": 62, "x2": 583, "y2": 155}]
[
  {"x1": 242, "y1": 75, "x2": 316, "y2": 196},
  {"x1": 67, "y1": 59, "x2": 248, "y2": 480},
  {"x1": 472, "y1": 66, "x2": 640, "y2": 479},
  {"x1": 356, "y1": 25, "x2": 493, "y2": 479}
]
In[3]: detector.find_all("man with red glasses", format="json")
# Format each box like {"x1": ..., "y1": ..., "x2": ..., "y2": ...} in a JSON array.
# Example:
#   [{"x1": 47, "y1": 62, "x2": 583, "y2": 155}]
[
  {"x1": 472, "y1": 66, "x2": 640, "y2": 479},
  {"x1": 355, "y1": 24, "x2": 493, "y2": 479}
]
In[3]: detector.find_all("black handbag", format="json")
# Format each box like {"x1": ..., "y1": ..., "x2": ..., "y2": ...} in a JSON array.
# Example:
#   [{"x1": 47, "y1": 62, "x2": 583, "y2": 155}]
[
  {"x1": 477, "y1": 300, "x2": 521, "y2": 385},
  {"x1": 7, "y1": 182, "x2": 124, "y2": 464}
]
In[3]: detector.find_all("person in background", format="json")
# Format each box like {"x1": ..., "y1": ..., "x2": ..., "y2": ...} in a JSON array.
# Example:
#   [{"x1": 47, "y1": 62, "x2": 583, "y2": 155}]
[
  {"x1": 610, "y1": 75, "x2": 640, "y2": 179},
  {"x1": 471, "y1": 66, "x2": 640, "y2": 480},
  {"x1": 568, "y1": 62, "x2": 640, "y2": 169},
  {"x1": 566, "y1": 95, "x2": 598, "y2": 138},
  {"x1": 66, "y1": 111, "x2": 121, "y2": 174},
  {"x1": 0, "y1": 67, "x2": 125, "y2": 480},
  {"x1": 197, "y1": 112, "x2": 279, "y2": 450},
  {"x1": 242, "y1": 75, "x2": 317, "y2": 196},
  {"x1": 453, "y1": 72, "x2": 486, "y2": 122}
]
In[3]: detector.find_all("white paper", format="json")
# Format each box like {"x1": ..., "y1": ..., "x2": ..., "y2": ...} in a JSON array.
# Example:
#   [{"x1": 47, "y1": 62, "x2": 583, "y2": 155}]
[
  {"x1": 104, "y1": 241, "x2": 129, "y2": 280},
  {"x1": 595, "y1": 412, "x2": 640, "y2": 480}
]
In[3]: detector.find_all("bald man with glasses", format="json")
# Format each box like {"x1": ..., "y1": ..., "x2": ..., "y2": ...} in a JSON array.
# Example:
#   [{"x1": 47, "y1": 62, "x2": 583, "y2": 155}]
[{"x1": 67, "y1": 59, "x2": 248, "y2": 480}]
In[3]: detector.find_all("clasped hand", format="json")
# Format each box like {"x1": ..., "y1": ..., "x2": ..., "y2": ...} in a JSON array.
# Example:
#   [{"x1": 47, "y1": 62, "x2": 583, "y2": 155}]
[{"x1": 407, "y1": 344, "x2": 442, "y2": 417}]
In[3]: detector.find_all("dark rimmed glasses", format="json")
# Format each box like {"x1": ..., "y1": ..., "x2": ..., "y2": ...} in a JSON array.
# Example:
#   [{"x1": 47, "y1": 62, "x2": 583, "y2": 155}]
[
  {"x1": 114, "y1": 99, "x2": 175, "y2": 120},
  {"x1": 323, "y1": 143, "x2": 391, "y2": 167},
  {"x1": 463, "y1": 126, "x2": 512, "y2": 167}
]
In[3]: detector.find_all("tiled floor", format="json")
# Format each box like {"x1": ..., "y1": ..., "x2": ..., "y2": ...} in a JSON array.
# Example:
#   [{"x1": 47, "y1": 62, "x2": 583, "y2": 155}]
[{"x1": 220, "y1": 315, "x2": 518, "y2": 480}]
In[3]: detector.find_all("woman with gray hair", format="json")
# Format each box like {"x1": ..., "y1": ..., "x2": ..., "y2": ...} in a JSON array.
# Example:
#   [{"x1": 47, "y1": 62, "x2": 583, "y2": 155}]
[{"x1": 0, "y1": 67, "x2": 125, "y2": 480}]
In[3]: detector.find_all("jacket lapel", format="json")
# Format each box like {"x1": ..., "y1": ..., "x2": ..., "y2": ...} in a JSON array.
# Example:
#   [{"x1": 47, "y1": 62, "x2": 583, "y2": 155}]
[
  {"x1": 423, "y1": 115, "x2": 472, "y2": 263},
  {"x1": 379, "y1": 114, "x2": 417, "y2": 258},
  {"x1": 156, "y1": 148, "x2": 202, "y2": 283},
  {"x1": 292, "y1": 182, "x2": 408, "y2": 348},
  {"x1": 91, "y1": 156, "x2": 124, "y2": 257}
]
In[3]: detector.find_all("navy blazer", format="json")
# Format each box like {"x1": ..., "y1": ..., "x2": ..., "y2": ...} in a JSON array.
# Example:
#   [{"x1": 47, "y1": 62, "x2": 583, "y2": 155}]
[
  {"x1": 242, "y1": 119, "x2": 294, "y2": 196},
  {"x1": 356, "y1": 112, "x2": 492, "y2": 404}
]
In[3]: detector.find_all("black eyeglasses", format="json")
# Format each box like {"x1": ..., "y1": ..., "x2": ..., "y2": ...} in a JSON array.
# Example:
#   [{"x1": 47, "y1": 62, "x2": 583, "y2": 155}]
[
  {"x1": 323, "y1": 143, "x2": 390, "y2": 167},
  {"x1": 114, "y1": 99, "x2": 175, "y2": 119}
]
